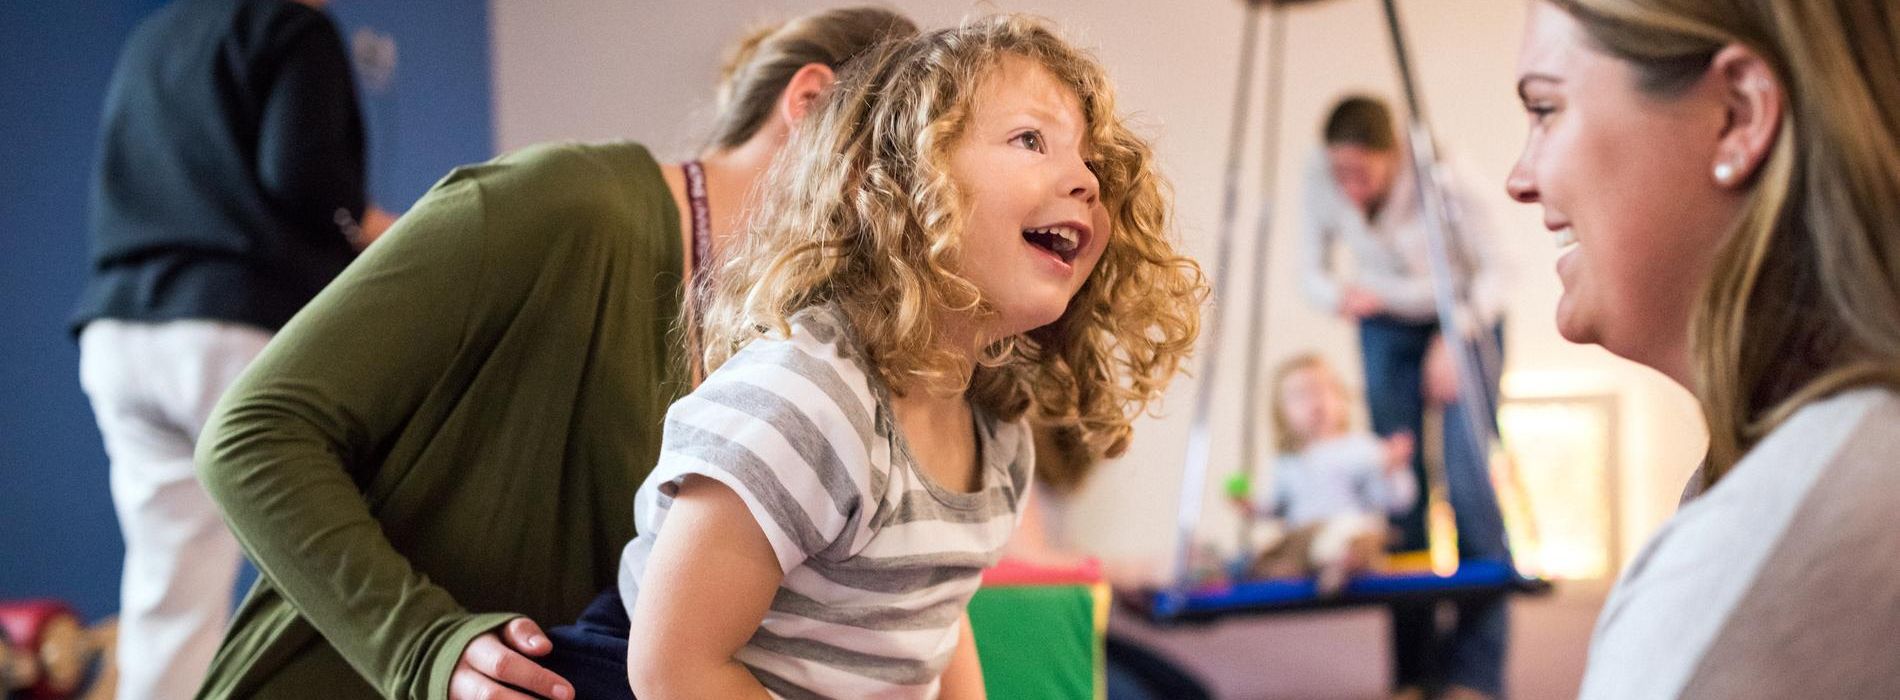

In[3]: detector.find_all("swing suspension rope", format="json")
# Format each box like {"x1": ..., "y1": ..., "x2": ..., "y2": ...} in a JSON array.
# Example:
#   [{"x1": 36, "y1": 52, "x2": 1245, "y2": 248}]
[
  {"x1": 1164, "y1": 0, "x2": 1271, "y2": 614},
  {"x1": 1235, "y1": 1, "x2": 1291, "y2": 554}
]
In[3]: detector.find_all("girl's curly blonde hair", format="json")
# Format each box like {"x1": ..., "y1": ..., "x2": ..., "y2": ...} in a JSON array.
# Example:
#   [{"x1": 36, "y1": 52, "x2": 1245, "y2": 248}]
[{"x1": 700, "y1": 14, "x2": 1205, "y2": 460}]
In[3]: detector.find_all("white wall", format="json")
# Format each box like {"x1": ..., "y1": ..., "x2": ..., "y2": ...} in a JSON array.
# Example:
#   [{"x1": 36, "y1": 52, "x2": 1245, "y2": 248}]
[{"x1": 490, "y1": 0, "x2": 1707, "y2": 573}]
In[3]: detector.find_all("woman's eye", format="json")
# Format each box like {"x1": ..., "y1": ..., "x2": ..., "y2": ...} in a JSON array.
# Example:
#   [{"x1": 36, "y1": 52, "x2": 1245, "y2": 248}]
[
  {"x1": 1524, "y1": 103, "x2": 1557, "y2": 124},
  {"x1": 1012, "y1": 130, "x2": 1046, "y2": 153}
]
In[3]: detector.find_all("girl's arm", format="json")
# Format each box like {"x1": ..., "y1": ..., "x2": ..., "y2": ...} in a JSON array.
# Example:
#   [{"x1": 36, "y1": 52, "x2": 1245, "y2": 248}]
[
  {"x1": 626, "y1": 475, "x2": 782, "y2": 699},
  {"x1": 937, "y1": 612, "x2": 988, "y2": 700}
]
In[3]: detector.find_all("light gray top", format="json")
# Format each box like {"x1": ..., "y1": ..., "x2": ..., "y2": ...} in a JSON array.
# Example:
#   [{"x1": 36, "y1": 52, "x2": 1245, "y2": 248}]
[
  {"x1": 1298, "y1": 147, "x2": 1506, "y2": 331},
  {"x1": 1258, "y1": 432, "x2": 1417, "y2": 528},
  {"x1": 1580, "y1": 386, "x2": 1900, "y2": 699}
]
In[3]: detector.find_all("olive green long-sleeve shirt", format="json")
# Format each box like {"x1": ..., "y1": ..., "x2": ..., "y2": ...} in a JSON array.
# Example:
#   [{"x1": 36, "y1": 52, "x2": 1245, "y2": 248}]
[{"x1": 194, "y1": 141, "x2": 685, "y2": 699}]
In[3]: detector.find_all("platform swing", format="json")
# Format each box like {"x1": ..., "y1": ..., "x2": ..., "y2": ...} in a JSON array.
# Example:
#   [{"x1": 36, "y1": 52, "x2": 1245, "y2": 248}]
[{"x1": 1127, "y1": 0, "x2": 1548, "y2": 624}]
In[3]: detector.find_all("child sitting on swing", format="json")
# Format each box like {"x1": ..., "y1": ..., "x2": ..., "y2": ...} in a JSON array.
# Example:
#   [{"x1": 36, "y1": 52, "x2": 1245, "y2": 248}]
[{"x1": 1231, "y1": 352, "x2": 1416, "y2": 594}]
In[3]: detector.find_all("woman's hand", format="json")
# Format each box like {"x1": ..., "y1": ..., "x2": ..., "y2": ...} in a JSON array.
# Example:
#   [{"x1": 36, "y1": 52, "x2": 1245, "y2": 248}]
[
  {"x1": 449, "y1": 618, "x2": 573, "y2": 700},
  {"x1": 1339, "y1": 286, "x2": 1386, "y2": 319},
  {"x1": 1382, "y1": 431, "x2": 1416, "y2": 474},
  {"x1": 1423, "y1": 335, "x2": 1461, "y2": 405}
]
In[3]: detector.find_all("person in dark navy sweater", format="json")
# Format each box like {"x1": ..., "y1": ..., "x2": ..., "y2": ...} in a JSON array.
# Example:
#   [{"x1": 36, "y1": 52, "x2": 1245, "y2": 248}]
[{"x1": 71, "y1": 1, "x2": 385, "y2": 697}]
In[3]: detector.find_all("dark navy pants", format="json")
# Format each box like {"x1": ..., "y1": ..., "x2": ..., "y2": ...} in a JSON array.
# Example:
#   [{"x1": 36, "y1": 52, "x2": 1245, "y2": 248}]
[
  {"x1": 542, "y1": 588, "x2": 1209, "y2": 700},
  {"x1": 542, "y1": 588, "x2": 635, "y2": 700},
  {"x1": 1359, "y1": 315, "x2": 1510, "y2": 696}
]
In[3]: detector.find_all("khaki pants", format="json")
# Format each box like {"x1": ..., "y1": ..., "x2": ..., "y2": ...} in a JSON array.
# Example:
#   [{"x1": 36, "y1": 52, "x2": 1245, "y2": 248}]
[{"x1": 79, "y1": 319, "x2": 271, "y2": 700}]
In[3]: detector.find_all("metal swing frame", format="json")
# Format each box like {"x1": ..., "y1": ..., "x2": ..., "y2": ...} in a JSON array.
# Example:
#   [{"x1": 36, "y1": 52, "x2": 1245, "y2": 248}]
[{"x1": 1139, "y1": 0, "x2": 1537, "y2": 623}]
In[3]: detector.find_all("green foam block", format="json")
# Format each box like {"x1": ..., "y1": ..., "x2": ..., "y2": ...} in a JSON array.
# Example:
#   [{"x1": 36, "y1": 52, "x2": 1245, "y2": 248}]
[{"x1": 969, "y1": 583, "x2": 1105, "y2": 699}]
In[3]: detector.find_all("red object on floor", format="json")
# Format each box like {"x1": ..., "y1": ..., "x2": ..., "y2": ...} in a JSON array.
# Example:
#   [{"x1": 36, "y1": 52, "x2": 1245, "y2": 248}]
[
  {"x1": 0, "y1": 598, "x2": 84, "y2": 698},
  {"x1": 982, "y1": 557, "x2": 1104, "y2": 587},
  {"x1": 0, "y1": 600, "x2": 71, "y2": 654}
]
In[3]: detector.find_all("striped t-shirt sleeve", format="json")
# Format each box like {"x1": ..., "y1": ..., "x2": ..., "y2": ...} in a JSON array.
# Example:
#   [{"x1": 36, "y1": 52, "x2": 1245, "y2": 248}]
[{"x1": 642, "y1": 331, "x2": 880, "y2": 574}]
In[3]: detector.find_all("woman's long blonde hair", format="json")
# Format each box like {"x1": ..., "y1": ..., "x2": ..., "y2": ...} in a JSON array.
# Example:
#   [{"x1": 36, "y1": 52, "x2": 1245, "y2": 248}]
[
  {"x1": 700, "y1": 14, "x2": 1206, "y2": 459},
  {"x1": 1549, "y1": 0, "x2": 1900, "y2": 484}
]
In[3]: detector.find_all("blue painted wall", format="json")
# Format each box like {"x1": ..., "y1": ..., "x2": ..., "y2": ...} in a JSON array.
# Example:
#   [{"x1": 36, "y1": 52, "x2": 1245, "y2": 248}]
[{"x1": 0, "y1": 0, "x2": 495, "y2": 620}]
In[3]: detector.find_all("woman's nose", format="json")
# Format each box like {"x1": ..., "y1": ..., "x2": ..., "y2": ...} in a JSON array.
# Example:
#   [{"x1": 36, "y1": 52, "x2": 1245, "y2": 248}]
[{"x1": 1505, "y1": 158, "x2": 1539, "y2": 203}]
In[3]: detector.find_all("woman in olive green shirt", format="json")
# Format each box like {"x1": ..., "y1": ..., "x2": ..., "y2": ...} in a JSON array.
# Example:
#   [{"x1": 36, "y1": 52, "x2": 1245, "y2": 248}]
[{"x1": 192, "y1": 9, "x2": 915, "y2": 699}]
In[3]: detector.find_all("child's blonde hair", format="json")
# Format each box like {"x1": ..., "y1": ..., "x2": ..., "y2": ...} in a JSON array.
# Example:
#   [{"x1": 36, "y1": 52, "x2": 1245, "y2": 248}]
[
  {"x1": 700, "y1": 14, "x2": 1205, "y2": 459},
  {"x1": 1268, "y1": 352, "x2": 1352, "y2": 454}
]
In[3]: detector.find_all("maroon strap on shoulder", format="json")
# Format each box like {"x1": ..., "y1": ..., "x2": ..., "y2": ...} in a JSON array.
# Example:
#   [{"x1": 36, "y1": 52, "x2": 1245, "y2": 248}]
[
  {"x1": 683, "y1": 160, "x2": 713, "y2": 286},
  {"x1": 682, "y1": 160, "x2": 713, "y2": 380}
]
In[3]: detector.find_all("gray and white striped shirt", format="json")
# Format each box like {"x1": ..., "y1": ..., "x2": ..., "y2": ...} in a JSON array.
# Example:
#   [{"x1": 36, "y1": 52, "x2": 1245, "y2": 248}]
[{"x1": 618, "y1": 305, "x2": 1032, "y2": 699}]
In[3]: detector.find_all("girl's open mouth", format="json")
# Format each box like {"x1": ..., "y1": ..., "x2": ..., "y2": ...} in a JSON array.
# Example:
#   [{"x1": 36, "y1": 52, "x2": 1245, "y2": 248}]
[{"x1": 1023, "y1": 224, "x2": 1083, "y2": 264}]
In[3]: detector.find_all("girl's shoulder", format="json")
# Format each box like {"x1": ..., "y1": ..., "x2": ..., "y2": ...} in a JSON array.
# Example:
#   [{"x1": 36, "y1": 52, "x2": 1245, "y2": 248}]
[
  {"x1": 975, "y1": 413, "x2": 1034, "y2": 505},
  {"x1": 726, "y1": 304, "x2": 875, "y2": 389},
  {"x1": 786, "y1": 304, "x2": 866, "y2": 366},
  {"x1": 698, "y1": 305, "x2": 882, "y2": 442}
]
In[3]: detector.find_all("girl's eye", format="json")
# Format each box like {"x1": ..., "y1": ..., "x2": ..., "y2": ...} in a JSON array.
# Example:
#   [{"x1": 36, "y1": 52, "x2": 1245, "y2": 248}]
[{"x1": 1012, "y1": 130, "x2": 1046, "y2": 153}]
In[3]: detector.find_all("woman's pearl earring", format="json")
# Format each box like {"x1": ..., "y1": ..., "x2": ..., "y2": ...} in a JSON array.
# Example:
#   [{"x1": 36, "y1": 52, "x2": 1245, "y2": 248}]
[{"x1": 1714, "y1": 161, "x2": 1738, "y2": 185}]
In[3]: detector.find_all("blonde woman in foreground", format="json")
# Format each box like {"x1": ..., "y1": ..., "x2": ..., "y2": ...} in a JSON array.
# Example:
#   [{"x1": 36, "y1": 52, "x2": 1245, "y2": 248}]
[{"x1": 1508, "y1": 0, "x2": 1900, "y2": 696}]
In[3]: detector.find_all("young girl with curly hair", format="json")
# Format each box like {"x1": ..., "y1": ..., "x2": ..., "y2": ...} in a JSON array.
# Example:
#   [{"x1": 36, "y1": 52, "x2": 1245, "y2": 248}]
[{"x1": 604, "y1": 14, "x2": 1203, "y2": 699}]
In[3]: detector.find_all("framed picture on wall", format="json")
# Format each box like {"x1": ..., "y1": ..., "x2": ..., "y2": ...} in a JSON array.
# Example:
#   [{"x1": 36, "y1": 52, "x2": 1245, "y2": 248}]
[{"x1": 1494, "y1": 393, "x2": 1620, "y2": 581}]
